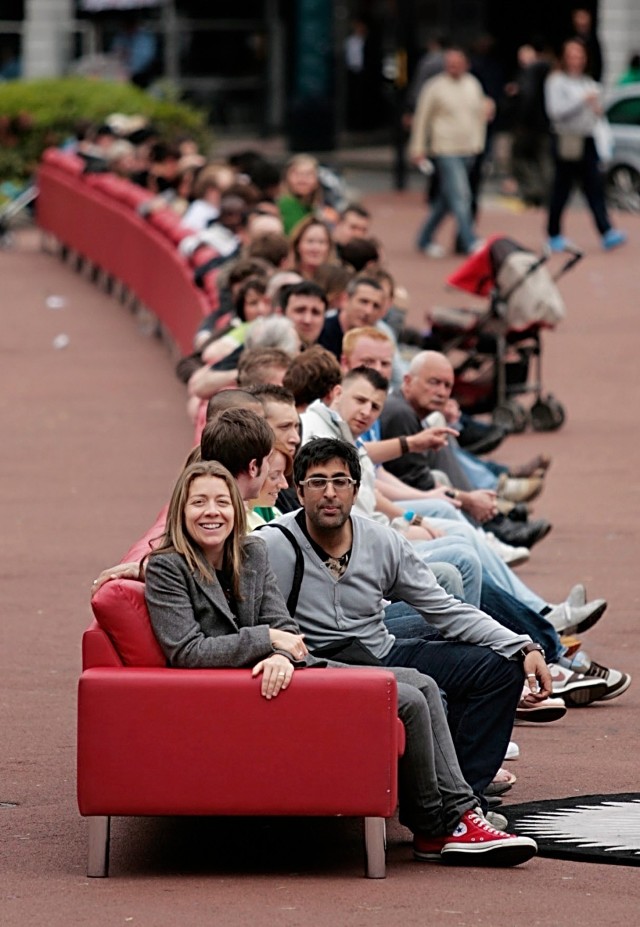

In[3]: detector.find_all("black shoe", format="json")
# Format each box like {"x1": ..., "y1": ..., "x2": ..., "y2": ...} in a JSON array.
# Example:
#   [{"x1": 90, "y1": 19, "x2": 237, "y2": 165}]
[
  {"x1": 488, "y1": 517, "x2": 552, "y2": 550},
  {"x1": 507, "y1": 503, "x2": 529, "y2": 523}
]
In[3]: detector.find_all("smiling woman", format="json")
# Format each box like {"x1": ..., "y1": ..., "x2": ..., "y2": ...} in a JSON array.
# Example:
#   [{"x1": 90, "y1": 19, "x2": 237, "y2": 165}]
[
  {"x1": 250, "y1": 445, "x2": 293, "y2": 525},
  {"x1": 144, "y1": 459, "x2": 309, "y2": 697}
]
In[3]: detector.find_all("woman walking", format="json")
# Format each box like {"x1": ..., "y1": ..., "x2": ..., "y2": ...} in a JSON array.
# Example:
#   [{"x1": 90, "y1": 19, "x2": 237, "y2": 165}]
[{"x1": 545, "y1": 39, "x2": 626, "y2": 252}]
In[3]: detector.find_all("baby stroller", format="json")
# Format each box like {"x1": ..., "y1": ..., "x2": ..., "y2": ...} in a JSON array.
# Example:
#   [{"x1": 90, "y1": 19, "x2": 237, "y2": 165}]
[{"x1": 424, "y1": 235, "x2": 582, "y2": 432}]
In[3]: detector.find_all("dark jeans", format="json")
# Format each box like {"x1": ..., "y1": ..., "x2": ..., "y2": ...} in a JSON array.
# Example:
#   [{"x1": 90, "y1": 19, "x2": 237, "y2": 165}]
[
  {"x1": 548, "y1": 135, "x2": 611, "y2": 236},
  {"x1": 381, "y1": 637, "x2": 522, "y2": 801}
]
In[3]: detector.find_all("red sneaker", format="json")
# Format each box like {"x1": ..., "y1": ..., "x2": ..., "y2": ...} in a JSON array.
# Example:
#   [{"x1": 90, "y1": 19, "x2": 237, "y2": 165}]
[
  {"x1": 413, "y1": 834, "x2": 446, "y2": 861},
  {"x1": 440, "y1": 810, "x2": 537, "y2": 866}
]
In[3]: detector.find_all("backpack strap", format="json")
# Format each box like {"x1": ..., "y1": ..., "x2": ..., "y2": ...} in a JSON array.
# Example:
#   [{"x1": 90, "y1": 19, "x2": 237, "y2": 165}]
[{"x1": 258, "y1": 523, "x2": 304, "y2": 618}]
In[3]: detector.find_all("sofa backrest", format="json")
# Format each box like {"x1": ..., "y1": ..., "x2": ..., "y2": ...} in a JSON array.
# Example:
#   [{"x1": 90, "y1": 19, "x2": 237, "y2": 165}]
[
  {"x1": 91, "y1": 578, "x2": 166, "y2": 667},
  {"x1": 89, "y1": 507, "x2": 168, "y2": 667}
]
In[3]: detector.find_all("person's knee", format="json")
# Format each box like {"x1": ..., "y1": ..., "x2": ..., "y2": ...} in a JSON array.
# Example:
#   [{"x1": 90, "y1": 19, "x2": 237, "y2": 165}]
[
  {"x1": 488, "y1": 651, "x2": 523, "y2": 690},
  {"x1": 395, "y1": 679, "x2": 431, "y2": 724},
  {"x1": 431, "y1": 562, "x2": 464, "y2": 599}
]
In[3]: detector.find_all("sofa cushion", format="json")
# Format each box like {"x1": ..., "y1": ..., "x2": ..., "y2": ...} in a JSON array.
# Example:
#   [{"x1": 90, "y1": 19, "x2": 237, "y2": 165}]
[{"x1": 91, "y1": 578, "x2": 166, "y2": 667}]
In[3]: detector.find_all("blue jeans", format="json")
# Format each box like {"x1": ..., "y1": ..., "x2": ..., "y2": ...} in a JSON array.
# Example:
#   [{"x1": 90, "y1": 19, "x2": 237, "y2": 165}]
[
  {"x1": 397, "y1": 506, "x2": 548, "y2": 614},
  {"x1": 428, "y1": 561, "x2": 465, "y2": 601},
  {"x1": 381, "y1": 637, "x2": 523, "y2": 800},
  {"x1": 412, "y1": 537, "x2": 482, "y2": 606},
  {"x1": 384, "y1": 574, "x2": 563, "y2": 664},
  {"x1": 456, "y1": 446, "x2": 508, "y2": 490},
  {"x1": 417, "y1": 155, "x2": 476, "y2": 253},
  {"x1": 480, "y1": 571, "x2": 563, "y2": 663}
]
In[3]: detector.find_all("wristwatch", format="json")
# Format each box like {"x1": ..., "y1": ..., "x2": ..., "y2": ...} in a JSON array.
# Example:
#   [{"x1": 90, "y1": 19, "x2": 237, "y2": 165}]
[{"x1": 519, "y1": 642, "x2": 545, "y2": 661}]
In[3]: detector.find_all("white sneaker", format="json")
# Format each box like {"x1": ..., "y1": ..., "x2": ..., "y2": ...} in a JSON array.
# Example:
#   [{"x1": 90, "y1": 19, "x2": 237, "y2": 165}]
[
  {"x1": 422, "y1": 243, "x2": 447, "y2": 258},
  {"x1": 484, "y1": 532, "x2": 530, "y2": 567},
  {"x1": 566, "y1": 583, "x2": 587, "y2": 607},
  {"x1": 483, "y1": 810, "x2": 508, "y2": 832},
  {"x1": 547, "y1": 662, "x2": 608, "y2": 706},
  {"x1": 545, "y1": 598, "x2": 607, "y2": 635},
  {"x1": 504, "y1": 741, "x2": 520, "y2": 761}
]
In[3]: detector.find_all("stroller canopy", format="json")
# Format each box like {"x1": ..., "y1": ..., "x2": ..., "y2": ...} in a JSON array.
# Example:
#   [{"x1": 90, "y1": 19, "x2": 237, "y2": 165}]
[{"x1": 447, "y1": 236, "x2": 566, "y2": 331}]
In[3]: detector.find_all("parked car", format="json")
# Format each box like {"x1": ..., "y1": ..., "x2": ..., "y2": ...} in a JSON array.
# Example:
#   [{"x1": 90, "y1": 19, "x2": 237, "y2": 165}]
[{"x1": 604, "y1": 82, "x2": 640, "y2": 212}]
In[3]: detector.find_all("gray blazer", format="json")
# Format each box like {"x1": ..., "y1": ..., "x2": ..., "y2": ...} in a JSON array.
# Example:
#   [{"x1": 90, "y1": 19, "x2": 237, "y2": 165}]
[{"x1": 144, "y1": 534, "x2": 300, "y2": 668}]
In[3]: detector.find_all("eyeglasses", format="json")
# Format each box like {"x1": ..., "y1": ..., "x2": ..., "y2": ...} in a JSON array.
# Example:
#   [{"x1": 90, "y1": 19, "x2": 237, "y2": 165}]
[{"x1": 299, "y1": 476, "x2": 357, "y2": 492}]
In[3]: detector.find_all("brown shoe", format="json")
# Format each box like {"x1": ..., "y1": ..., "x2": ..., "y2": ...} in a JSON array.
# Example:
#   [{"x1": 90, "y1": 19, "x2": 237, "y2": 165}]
[
  {"x1": 497, "y1": 475, "x2": 544, "y2": 503},
  {"x1": 509, "y1": 454, "x2": 552, "y2": 478}
]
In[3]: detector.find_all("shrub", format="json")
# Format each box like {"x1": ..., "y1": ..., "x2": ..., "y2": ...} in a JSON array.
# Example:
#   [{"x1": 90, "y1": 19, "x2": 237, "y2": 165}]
[{"x1": 0, "y1": 77, "x2": 213, "y2": 182}]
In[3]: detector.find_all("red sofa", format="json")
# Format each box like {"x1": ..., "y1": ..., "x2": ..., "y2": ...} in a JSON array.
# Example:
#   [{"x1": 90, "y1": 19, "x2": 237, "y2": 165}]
[
  {"x1": 36, "y1": 149, "x2": 215, "y2": 357},
  {"x1": 80, "y1": 518, "x2": 405, "y2": 878}
]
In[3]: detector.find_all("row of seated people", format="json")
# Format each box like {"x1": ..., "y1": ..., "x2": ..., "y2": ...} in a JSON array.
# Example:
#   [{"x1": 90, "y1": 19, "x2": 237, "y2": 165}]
[
  {"x1": 91, "y1": 366, "x2": 630, "y2": 865},
  {"x1": 74, "y1": 131, "x2": 626, "y2": 714},
  {"x1": 60, "y1": 122, "x2": 629, "y2": 712},
  {"x1": 93, "y1": 368, "x2": 631, "y2": 830},
  {"x1": 65, "y1": 126, "x2": 630, "y2": 855}
]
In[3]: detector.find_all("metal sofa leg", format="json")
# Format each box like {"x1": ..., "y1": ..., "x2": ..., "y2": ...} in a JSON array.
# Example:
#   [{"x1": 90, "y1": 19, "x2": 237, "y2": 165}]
[
  {"x1": 364, "y1": 817, "x2": 386, "y2": 878},
  {"x1": 87, "y1": 815, "x2": 110, "y2": 877}
]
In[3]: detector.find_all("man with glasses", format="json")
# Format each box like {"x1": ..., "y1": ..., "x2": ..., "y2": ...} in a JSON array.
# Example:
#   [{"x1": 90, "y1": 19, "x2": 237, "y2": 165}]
[{"x1": 261, "y1": 437, "x2": 551, "y2": 813}]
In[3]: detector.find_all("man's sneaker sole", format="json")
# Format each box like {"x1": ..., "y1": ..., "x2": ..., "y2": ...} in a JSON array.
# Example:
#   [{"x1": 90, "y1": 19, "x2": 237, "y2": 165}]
[
  {"x1": 557, "y1": 679, "x2": 608, "y2": 706},
  {"x1": 599, "y1": 673, "x2": 632, "y2": 700},
  {"x1": 568, "y1": 600, "x2": 608, "y2": 635},
  {"x1": 441, "y1": 838, "x2": 537, "y2": 867},
  {"x1": 515, "y1": 702, "x2": 567, "y2": 723},
  {"x1": 586, "y1": 664, "x2": 633, "y2": 701}
]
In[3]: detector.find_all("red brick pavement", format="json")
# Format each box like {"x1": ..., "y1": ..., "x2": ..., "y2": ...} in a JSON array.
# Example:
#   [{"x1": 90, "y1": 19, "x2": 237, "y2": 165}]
[{"x1": 2, "y1": 193, "x2": 639, "y2": 925}]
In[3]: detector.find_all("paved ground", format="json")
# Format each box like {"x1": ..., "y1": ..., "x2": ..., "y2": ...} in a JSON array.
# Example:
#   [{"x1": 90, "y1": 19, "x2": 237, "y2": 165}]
[{"x1": 2, "y1": 187, "x2": 640, "y2": 926}]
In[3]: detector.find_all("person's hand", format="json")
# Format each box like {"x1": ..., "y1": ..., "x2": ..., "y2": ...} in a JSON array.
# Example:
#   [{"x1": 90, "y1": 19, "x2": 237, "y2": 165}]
[
  {"x1": 584, "y1": 90, "x2": 602, "y2": 113},
  {"x1": 460, "y1": 489, "x2": 498, "y2": 523},
  {"x1": 425, "y1": 485, "x2": 463, "y2": 508},
  {"x1": 484, "y1": 97, "x2": 496, "y2": 122},
  {"x1": 409, "y1": 425, "x2": 459, "y2": 452},
  {"x1": 91, "y1": 561, "x2": 142, "y2": 598},
  {"x1": 269, "y1": 628, "x2": 308, "y2": 661},
  {"x1": 522, "y1": 652, "x2": 552, "y2": 700},
  {"x1": 406, "y1": 524, "x2": 445, "y2": 541},
  {"x1": 252, "y1": 654, "x2": 294, "y2": 699}
]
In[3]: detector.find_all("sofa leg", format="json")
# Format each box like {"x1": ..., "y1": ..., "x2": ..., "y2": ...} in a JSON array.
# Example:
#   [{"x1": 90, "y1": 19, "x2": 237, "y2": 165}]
[
  {"x1": 364, "y1": 817, "x2": 386, "y2": 878},
  {"x1": 87, "y1": 815, "x2": 110, "y2": 877}
]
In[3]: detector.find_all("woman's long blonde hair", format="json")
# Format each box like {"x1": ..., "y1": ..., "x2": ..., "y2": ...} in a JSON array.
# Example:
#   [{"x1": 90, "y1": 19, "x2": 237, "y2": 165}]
[{"x1": 151, "y1": 460, "x2": 247, "y2": 597}]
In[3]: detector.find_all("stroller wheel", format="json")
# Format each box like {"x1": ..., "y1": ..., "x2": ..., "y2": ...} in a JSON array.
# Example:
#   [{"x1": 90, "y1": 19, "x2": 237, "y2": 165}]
[
  {"x1": 492, "y1": 400, "x2": 529, "y2": 434},
  {"x1": 530, "y1": 395, "x2": 566, "y2": 432}
]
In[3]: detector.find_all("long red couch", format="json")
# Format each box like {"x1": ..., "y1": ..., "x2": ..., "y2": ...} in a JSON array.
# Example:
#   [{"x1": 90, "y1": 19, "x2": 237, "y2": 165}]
[{"x1": 36, "y1": 149, "x2": 213, "y2": 356}]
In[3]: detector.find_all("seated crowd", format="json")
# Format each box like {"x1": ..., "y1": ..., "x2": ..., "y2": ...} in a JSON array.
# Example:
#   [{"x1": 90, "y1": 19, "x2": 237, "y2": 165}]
[{"x1": 85, "y1": 114, "x2": 631, "y2": 869}]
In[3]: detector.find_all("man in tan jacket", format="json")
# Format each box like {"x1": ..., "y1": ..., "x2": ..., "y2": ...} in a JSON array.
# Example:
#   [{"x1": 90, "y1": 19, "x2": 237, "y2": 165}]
[{"x1": 409, "y1": 48, "x2": 492, "y2": 257}]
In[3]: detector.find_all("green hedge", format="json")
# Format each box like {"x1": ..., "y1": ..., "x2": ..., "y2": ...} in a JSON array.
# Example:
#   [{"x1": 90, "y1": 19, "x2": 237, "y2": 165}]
[{"x1": 0, "y1": 78, "x2": 213, "y2": 182}]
